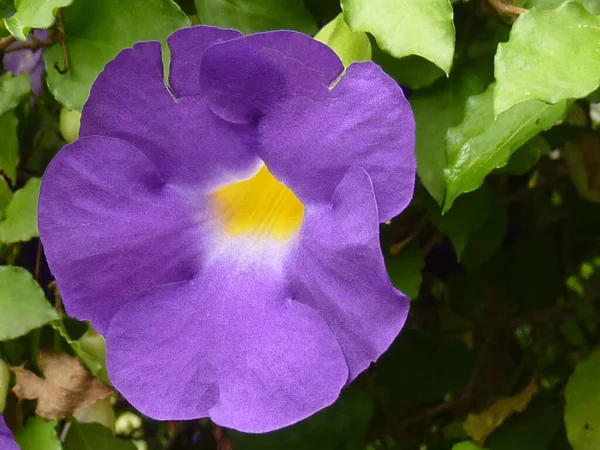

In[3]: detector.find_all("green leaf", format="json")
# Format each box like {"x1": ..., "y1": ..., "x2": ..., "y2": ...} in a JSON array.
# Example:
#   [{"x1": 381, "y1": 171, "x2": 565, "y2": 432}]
[
  {"x1": 0, "y1": 265, "x2": 58, "y2": 340},
  {"x1": 232, "y1": 388, "x2": 373, "y2": 450},
  {"x1": 498, "y1": 135, "x2": 548, "y2": 176},
  {"x1": 342, "y1": 0, "x2": 455, "y2": 74},
  {"x1": 4, "y1": 0, "x2": 73, "y2": 41},
  {"x1": 0, "y1": 177, "x2": 41, "y2": 243},
  {"x1": 0, "y1": 112, "x2": 19, "y2": 183},
  {"x1": 14, "y1": 417, "x2": 61, "y2": 450},
  {"x1": 385, "y1": 242, "x2": 424, "y2": 300},
  {"x1": 0, "y1": 358, "x2": 8, "y2": 412},
  {"x1": 314, "y1": 13, "x2": 371, "y2": 68},
  {"x1": 50, "y1": 322, "x2": 106, "y2": 381},
  {"x1": 516, "y1": 0, "x2": 600, "y2": 16},
  {"x1": 195, "y1": 0, "x2": 317, "y2": 35},
  {"x1": 494, "y1": 3, "x2": 600, "y2": 115},
  {"x1": 443, "y1": 84, "x2": 568, "y2": 211},
  {"x1": 565, "y1": 349, "x2": 600, "y2": 450},
  {"x1": 64, "y1": 421, "x2": 135, "y2": 450},
  {"x1": 412, "y1": 61, "x2": 492, "y2": 204},
  {"x1": 44, "y1": 0, "x2": 190, "y2": 111},
  {"x1": 453, "y1": 442, "x2": 485, "y2": 450},
  {"x1": 0, "y1": 178, "x2": 14, "y2": 218},
  {"x1": 0, "y1": 73, "x2": 30, "y2": 116}
]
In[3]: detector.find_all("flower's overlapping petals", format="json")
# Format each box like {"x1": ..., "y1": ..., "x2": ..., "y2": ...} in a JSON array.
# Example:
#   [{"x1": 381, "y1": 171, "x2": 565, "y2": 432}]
[
  {"x1": 106, "y1": 262, "x2": 348, "y2": 432},
  {"x1": 80, "y1": 41, "x2": 259, "y2": 188},
  {"x1": 168, "y1": 26, "x2": 242, "y2": 98},
  {"x1": 290, "y1": 167, "x2": 409, "y2": 381},
  {"x1": 198, "y1": 32, "x2": 415, "y2": 221},
  {"x1": 0, "y1": 414, "x2": 18, "y2": 450},
  {"x1": 38, "y1": 136, "x2": 203, "y2": 333},
  {"x1": 198, "y1": 30, "x2": 344, "y2": 124}
]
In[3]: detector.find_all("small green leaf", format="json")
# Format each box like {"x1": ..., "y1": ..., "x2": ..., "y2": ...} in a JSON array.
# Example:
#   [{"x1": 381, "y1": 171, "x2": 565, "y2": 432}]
[
  {"x1": 0, "y1": 265, "x2": 58, "y2": 340},
  {"x1": 314, "y1": 13, "x2": 371, "y2": 67},
  {"x1": 50, "y1": 322, "x2": 106, "y2": 381},
  {"x1": 195, "y1": 0, "x2": 317, "y2": 34},
  {"x1": 0, "y1": 177, "x2": 41, "y2": 244},
  {"x1": 0, "y1": 73, "x2": 30, "y2": 116},
  {"x1": 494, "y1": 3, "x2": 600, "y2": 115},
  {"x1": 4, "y1": 0, "x2": 73, "y2": 41},
  {"x1": 14, "y1": 417, "x2": 61, "y2": 450},
  {"x1": 453, "y1": 442, "x2": 485, "y2": 450},
  {"x1": 64, "y1": 421, "x2": 135, "y2": 450},
  {"x1": 342, "y1": 0, "x2": 455, "y2": 74},
  {"x1": 412, "y1": 61, "x2": 492, "y2": 204},
  {"x1": 0, "y1": 358, "x2": 8, "y2": 412},
  {"x1": 0, "y1": 112, "x2": 19, "y2": 183},
  {"x1": 44, "y1": 0, "x2": 190, "y2": 111},
  {"x1": 565, "y1": 349, "x2": 600, "y2": 450},
  {"x1": 444, "y1": 84, "x2": 568, "y2": 211},
  {"x1": 385, "y1": 243, "x2": 424, "y2": 300},
  {"x1": 0, "y1": 178, "x2": 12, "y2": 217}
]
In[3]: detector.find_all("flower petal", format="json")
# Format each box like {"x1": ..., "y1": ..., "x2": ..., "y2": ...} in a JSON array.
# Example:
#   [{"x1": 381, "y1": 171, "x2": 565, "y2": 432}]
[
  {"x1": 198, "y1": 30, "x2": 344, "y2": 123},
  {"x1": 167, "y1": 25, "x2": 242, "y2": 98},
  {"x1": 80, "y1": 40, "x2": 258, "y2": 187},
  {"x1": 260, "y1": 63, "x2": 415, "y2": 222},
  {"x1": 198, "y1": 32, "x2": 414, "y2": 221},
  {"x1": 106, "y1": 262, "x2": 348, "y2": 432},
  {"x1": 0, "y1": 415, "x2": 18, "y2": 450},
  {"x1": 38, "y1": 136, "x2": 202, "y2": 333},
  {"x1": 289, "y1": 167, "x2": 410, "y2": 381}
]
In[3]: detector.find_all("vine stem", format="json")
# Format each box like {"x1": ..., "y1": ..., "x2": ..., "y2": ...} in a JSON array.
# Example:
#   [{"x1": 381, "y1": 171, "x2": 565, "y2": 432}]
[
  {"x1": 0, "y1": 35, "x2": 57, "y2": 53},
  {"x1": 487, "y1": 0, "x2": 527, "y2": 16}
]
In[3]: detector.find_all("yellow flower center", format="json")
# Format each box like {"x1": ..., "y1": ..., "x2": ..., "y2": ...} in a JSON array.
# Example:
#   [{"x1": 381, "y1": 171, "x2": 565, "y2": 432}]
[{"x1": 212, "y1": 165, "x2": 304, "y2": 240}]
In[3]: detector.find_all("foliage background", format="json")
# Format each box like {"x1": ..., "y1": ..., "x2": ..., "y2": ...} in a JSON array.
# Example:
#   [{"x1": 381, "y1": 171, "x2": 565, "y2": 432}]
[{"x1": 1, "y1": 0, "x2": 600, "y2": 449}]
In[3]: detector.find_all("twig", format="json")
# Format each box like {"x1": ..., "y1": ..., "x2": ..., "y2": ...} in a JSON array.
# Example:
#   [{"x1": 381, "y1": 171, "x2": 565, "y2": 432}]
[
  {"x1": 213, "y1": 425, "x2": 233, "y2": 450},
  {"x1": 1, "y1": 36, "x2": 57, "y2": 54},
  {"x1": 34, "y1": 240, "x2": 43, "y2": 281},
  {"x1": 53, "y1": 9, "x2": 70, "y2": 74},
  {"x1": 0, "y1": 35, "x2": 16, "y2": 52},
  {"x1": 487, "y1": 0, "x2": 527, "y2": 16}
]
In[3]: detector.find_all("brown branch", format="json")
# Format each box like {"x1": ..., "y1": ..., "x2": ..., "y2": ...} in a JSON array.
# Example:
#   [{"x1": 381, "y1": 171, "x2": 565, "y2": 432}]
[
  {"x1": 52, "y1": 8, "x2": 69, "y2": 74},
  {"x1": 487, "y1": 0, "x2": 527, "y2": 16},
  {"x1": 213, "y1": 425, "x2": 233, "y2": 450},
  {"x1": 0, "y1": 35, "x2": 16, "y2": 52},
  {"x1": 1, "y1": 36, "x2": 57, "y2": 54}
]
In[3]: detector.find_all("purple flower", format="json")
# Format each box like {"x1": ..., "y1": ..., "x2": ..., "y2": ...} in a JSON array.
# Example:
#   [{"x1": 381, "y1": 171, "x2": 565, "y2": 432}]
[
  {"x1": 0, "y1": 415, "x2": 18, "y2": 450},
  {"x1": 38, "y1": 26, "x2": 416, "y2": 432},
  {"x1": 3, "y1": 28, "x2": 48, "y2": 97}
]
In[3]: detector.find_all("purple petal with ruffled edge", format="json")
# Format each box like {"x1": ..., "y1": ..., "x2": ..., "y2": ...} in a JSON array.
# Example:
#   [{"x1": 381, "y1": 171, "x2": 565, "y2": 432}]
[
  {"x1": 38, "y1": 136, "x2": 205, "y2": 334},
  {"x1": 106, "y1": 263, "x2": 348, "y2": 432},
  {"x1": 289, "y1": 167, "x2": 409, "y2": 382},
  {"x1": 0, "y1": 414, "x2": 18, "y2": 450},
  {"x1": 39, "y1": 26, "x2": 416, "y2": 432},
  {"x1": 3, "y1": 28, "x2": 47, "y2": 96},
  {"x1": 198, "y1": 31, "x2": 415, "y2": 222}
]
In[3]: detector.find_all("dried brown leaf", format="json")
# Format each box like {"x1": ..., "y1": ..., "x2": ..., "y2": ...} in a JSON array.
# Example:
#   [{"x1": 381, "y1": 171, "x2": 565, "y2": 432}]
[
  {"x1": 11, "y1": 349, "x2": 112, "y2": 420},
  {"x1": 464, "y1": 377, "x2": 539, "y2": 444}
]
